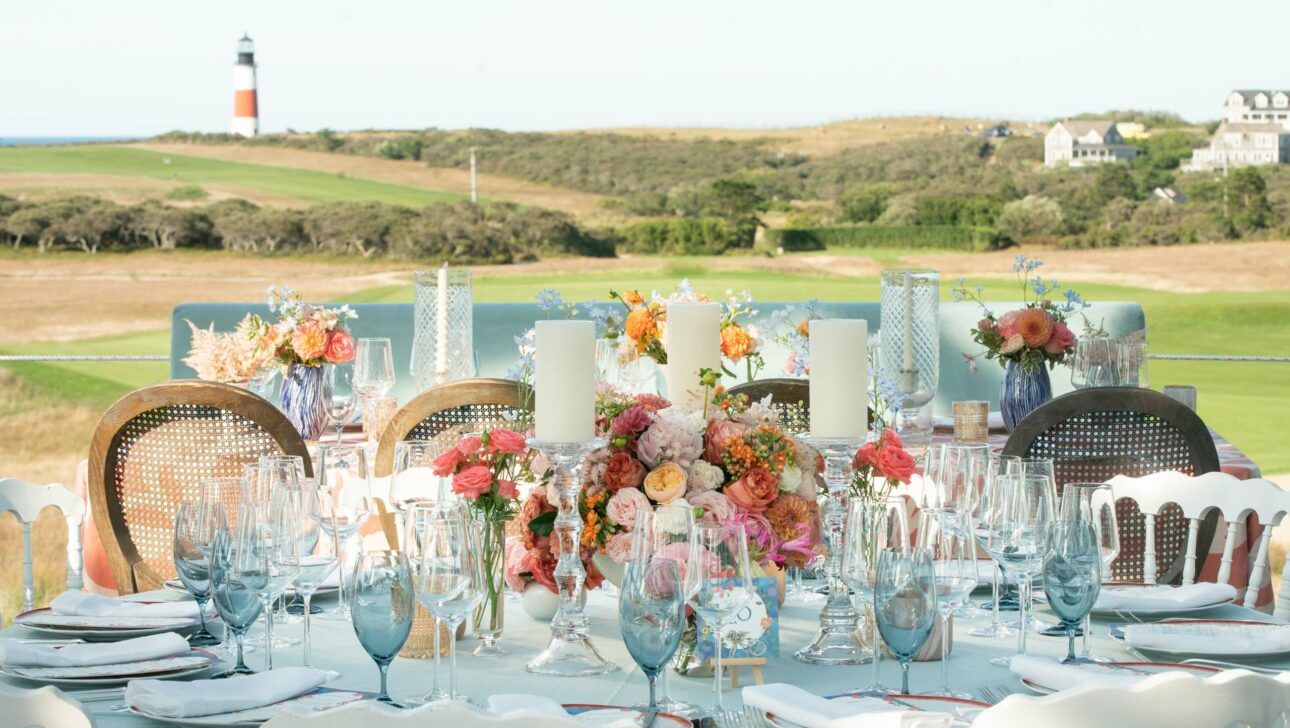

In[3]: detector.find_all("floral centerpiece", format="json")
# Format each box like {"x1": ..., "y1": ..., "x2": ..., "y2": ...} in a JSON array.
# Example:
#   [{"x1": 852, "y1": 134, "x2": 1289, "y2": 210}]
[
  {"x1": 238, "y1": 286, "x2": 357, "y2": 439},
  {"x1": 952, "y1": 256, "x2": 1089, "y2": 430},
  {"x1": 183, "y1": 320, "x2": 271, "y2": 385},
  {"x1": 432, "y1": 429, "x2": 533, "y2": 654}
]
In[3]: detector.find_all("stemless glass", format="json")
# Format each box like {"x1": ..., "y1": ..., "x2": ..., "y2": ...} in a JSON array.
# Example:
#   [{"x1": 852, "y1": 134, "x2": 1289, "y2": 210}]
[
  {"x1": 235, "y1": 490, "x2": 301, "y2": 671},
  {"x1": 684, "y1": 522, "x2": 753, "y2": 715},
  {"x1": 920, "y1": 511, "x2": 978, "y2": 699},
  {"x1": 323, "y1": 363, "x2": 357, "y2": 442},
  {"x1": 619, "y1": 558, "x2": 685, "y2": 717},
  {"x1": 352, "y1": 549, "x2": 415, "y2": 705},
  {"x1": 174, "y1": 500, "x2": 227, "y2": 647},
  {"x1": 354, "y1": 338, "x2": 396, "y2": 400},
  {"x1": 1071, "y1": 336, "x2": 1119, "y2": 389},
  {"x1": 1061, "y1": 483, "x2": 1120, "y2": 661},
  {"x1": 874, "y1": 547, "x2": 937, "y2": 696},
  {"x1": 988, "y1": 473, "x2": 1055, "y2": 659},
  {"x1": 315, "y1": 445, "x2": 373, "y2": 621},
  {"x1": 391, "y1": 440, "x2": 444, "y2": 510},
  {"x1": 209, "y1": 524, "x2": 263, "y2": 677},
  {"x1": 416, "y1": 513, "x2": 485, "y2": 704},
  {"x1": 1042, "y1": 519, "x2": 1103, "y2": 663},
  {"x1": 289, "y1": 481, "x2": 339, "y2": 679}
]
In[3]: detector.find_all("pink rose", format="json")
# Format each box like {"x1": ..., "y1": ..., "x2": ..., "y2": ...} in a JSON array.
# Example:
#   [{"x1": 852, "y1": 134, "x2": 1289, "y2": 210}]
[
  {"x1": 496, "y1": 479, "x2": 518, "y2": 500},
  {"x1": 877, "y1": 447, "x2": 916, "y2": 484},
  {"x1": 605, "y1": 532, "x2": 635, "y2": 564},
  {"x1": 612, "y1": 405, "x2": 654, "y2": 436},
  {"x1": 633, "y1": 394, "x2": 671, "y2": 411},
  {"x1": 852, "y1": 443, "x2": 878, "y2": 470},
  {"x1": 603, "y1": 451, "x2": 646, "y2": 491},
  {"x1": 881, "y1": 428, "x2": 902, "y2": 450},
  {"x1": 504, "y1": 536, "x2": 529, "y2": 592},
  {"x1": 725, "y1": 467, "x2": 778, "y2": 513},
  {"x1": 606, "y1": 487, "x2": 650, "y2": 528},
  {"x1": 451, "y1": 464, "x2": 493, "y2": 500},
  {"x1": 1000, "y1": 333, "x2": 1026, "y2": 354},
  {"x1": 431, "y1": 447, "x2": 465, "y2": 476},
  {"x1": 704, "y1": 418, "x2": 747, "y2": 465},
  {"x1": 997, "y1": 310, "x2": 1022, "y2": 339},
  {"x1": 978, "y1": 318, "x2": 996, "y2": 332},
  {"x1": 689, "y1": 490, "x2": 736, "y2": 525},
  {"x1": 457, "y1": 436, "x2": 483, "y2": 456},
  {"x1": 487, "y1": 429, "x2": 527, "y2": 455},
  {"x1": 1045, "y1": 321, "x2": 1076, "y2": 355},
  {"x1": 323, "y1": 329, "x2": 354, "y2": 364},
  {"x1": 292, "y1": 321, "x2": 328, "y2": 361}
]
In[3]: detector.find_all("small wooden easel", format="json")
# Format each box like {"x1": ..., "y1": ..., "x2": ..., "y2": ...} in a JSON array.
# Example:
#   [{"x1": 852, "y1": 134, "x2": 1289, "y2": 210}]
[{"x1": 711, "y1": 657, "x2": 767, "y2": 688}]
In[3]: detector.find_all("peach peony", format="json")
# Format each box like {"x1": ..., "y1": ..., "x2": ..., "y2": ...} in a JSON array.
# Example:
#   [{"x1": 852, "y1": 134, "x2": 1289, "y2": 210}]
[
  {"x1": 1015, "y1": 308, "x2": 1055, "y2": 348},
  {"x1": 292, "y1": 321, "x2": 328, "y2": 361},
  {"x1": 997, "y1": 310, "x2": 1022, "y2": 339},
  {"x1": 604, "y1": 532, "x2": 635, "y2": 564},
  {"x1": 726, "y1": 467, "x2": 778, "y2": 513},
  {"x1": 1000, "y1": 333, "x2": 1026, "y2": 354},
  {"x1": 323, "y1": 329, "x2": 354, "y2": 364},
  {"x1": 605, "y1": 487, "x2": 650, "y2": 528},
  {"x1": 720, "y1": 323, "x2": 754, "y2": 362},
  {"x1": 1045, "y1": 321, "x2": 1076, "y2": 355},
  {"x1": 643, "y1": 462, "x2": 688, "y2": 504}
]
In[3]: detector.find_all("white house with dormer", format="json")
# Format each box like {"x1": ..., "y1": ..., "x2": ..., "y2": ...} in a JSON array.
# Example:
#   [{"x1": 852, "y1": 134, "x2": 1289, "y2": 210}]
[
  {"x1": 1183, "y1": 90, "x2": 1290, "y2": 172},
  {"x1": 1044, "y1": 121, "x2": 1139, "y2": 167}
]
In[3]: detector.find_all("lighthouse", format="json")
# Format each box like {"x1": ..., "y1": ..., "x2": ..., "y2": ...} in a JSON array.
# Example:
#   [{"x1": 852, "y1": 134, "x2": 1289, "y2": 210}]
[{"x1": 231, "y1": 34, "x2": 258, "y2": 137}]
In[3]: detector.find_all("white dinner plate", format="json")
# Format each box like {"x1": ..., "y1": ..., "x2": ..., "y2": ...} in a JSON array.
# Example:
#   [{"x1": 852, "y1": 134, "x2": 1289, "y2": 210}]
[
  {"x1": 1018, "y1": 661, "x2": 1219, "y2": 694},
  {"x1": 1091, "y1": 584, "x2": 1235, "y2": 617},
  {"x1": 1110, "y1": 619, "x2": 1290, "y2": 660},
  {"x1": 13, "y1": 608, "x2": 202, "y2": 641},
  {"x1": 164, "y1": 578, "x2": 340, "y2": 598},
  {"x1": 0, "y1": 651, "x2": 216, "y2": 687},
  {"x1": 127, "y1": 689, "x2": 368, "y2": 727},
  {"x1": 764, "y1": 693, "x2": 988, "y2": 727},
  {"x1": 564, "y1": 704, "x2": 689, "y2": 726}
]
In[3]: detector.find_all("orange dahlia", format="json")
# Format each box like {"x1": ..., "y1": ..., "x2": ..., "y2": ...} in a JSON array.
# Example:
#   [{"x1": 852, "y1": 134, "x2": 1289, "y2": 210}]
[
  {"x1": 1015, "y1": 307, "x2": 1055, "y2": 348},
  {"x1": 624, "y1": 308, "x2": 659, "y2": 352},
  {"x1": 622, "y1": 290, "x2": 645, "y2": 307},
  {"x1": 720, "y1": 323, "x2": 754, "y2": 361},
  {"x1": 765, "y1": 494, "x2": 819, "y2": 568}
]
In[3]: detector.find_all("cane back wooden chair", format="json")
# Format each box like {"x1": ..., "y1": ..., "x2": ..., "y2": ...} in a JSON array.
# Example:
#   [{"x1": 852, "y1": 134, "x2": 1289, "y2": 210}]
[
  {"x1": 88, "y1": 381, "x2": 312, "y2": 594},
  {"x1": 1002, "y1": 387, "x2": 1220, "y2": 583},
  {"x1": 727, "y1": 378, "x2": 874, "y2": 434},
  {"x1": 0, "y1": 479, "x2": 84, "y2": 614}
]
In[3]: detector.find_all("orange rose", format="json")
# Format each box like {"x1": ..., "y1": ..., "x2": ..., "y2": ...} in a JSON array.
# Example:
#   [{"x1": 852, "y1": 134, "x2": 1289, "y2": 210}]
[
  {"x1": 292, "y1": 321, "x2": 328, "y2": 361},
  {"x1": 720, "y1": 323, "x2": 754, "y2": 362},
  {"x1": 323, "y1": 329, "x2": 355, "y2": 364},
  {"x1": 643, "y1": 462, "x2": 687, "y2": 504},
  {"x1": 1015, "y1": 307, "x2": 1055, "y2": 348},
  {"x1": 796, "y1": 320, "x2": 810, "y2": 338},
  {"x1": 725, "y1": 467, "x2": 778, "y2": 513},
  {"x1": 624, "y1": 308, "x2": 659, "y2": 352}
]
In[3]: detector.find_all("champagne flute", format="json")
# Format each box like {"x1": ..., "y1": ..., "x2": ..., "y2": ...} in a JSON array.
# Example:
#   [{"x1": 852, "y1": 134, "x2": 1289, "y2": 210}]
[
  {"x1": 315, "y1": 445, "x2": 373, "y2": 622},
  {"x1": 919, "y1": 511, "x2": 978, "y2": 698},
  {"x1": 619, "y1": 557, "x2": 685, "y2": 718},
  {"x1": 354, "y1": 338, "x2": 396, "y2": 399},
  {"x1": 173, "y1": 500, "x2": 226, "y2": 647},
  {"x1": 631, "y1": 506, "x2": 700, "y2": 718},
  {"x1": 209, "y1": 521, "x2": 263, "y2": 677},
  {"x1": 1061, "y1": 483, "x2": 1120, "y2": 661},
  {"x1": 415, "y1": 512, "x2": 485, "y2": 704},
  {"x1": 352, "y1": 549, "x2": 415, "y2": 705},
  {"x1": 875, "y1": 546, "x2": 937, "y2": 696},
  {"x1": 289, "y1": 480, "x2": 339, "y2": 679},
  {"x1": 323, "y1": 363, "x2": 356, "y2": 442},
  {"x1": 684, "y1": 522, "x2": 753, "y2": 714},
  {"x1": 1042, "y1": 519, "x2": 1103, "y2": 663}
]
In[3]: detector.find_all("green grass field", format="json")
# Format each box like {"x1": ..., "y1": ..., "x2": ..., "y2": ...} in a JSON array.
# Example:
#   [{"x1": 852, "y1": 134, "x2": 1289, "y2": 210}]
[
  {"x1": 0, "y1": 146, "x2": 467, "y2": 206},
  {"x1": 4, "y1": 264, "x2": 1288, "y2": 473}
]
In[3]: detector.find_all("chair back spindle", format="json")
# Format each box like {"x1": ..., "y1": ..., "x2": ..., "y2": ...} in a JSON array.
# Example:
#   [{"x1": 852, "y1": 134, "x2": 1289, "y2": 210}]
[{"x1": 0, "y1": 479, "x2": 85, "y2": 615}]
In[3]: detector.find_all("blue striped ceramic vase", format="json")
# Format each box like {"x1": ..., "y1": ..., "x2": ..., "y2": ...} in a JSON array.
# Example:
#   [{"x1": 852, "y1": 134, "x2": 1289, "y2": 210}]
[
  {"x1": 279, "y1": 363, "x2": 328, "y2": 441},
  {"x1": 1000, "y1": 361, "x2": 1052, "y2": 432}
]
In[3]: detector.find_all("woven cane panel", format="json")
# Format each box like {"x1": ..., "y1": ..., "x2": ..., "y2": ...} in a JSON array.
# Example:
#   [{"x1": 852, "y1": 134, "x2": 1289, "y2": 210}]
[
  {"x1": 112, "y1": 405, "x2": 284, "y2": 580},
  {"x1": 728, "y1": 382, "x2": 810, "y2": 435},
  {"x1": 1029, "y1": 410, "x2": 1200, "y2": 583},
  {"x1": 407, "y1": 403, "x2": 527, "y2": 452}
]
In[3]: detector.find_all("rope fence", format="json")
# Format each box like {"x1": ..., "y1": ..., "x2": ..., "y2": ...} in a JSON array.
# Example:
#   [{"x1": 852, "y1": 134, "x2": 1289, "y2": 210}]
[{"x1": 0, "y1": 354, "x2": 1286, "y2": 363}]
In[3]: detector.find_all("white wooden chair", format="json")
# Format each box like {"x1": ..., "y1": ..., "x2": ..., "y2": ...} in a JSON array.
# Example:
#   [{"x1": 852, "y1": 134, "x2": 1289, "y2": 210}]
[
  {"x1": 1108, "y1": 471, "x2": 1290, "y2": 617},
  {"x1": 975, "y1": 669, "x2": 1290, "y2": 728},
  {"x1": 0, "y1": 684, "x2": 95, "y2": 728},
  {"x1": 0, "y1": 479, "x2": 85, "y2": 615}
]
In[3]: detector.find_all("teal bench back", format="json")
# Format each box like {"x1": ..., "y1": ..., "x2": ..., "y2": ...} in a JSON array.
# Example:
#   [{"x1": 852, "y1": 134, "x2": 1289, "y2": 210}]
[{"x1": 171, "y1": 301, "x2": 1144, "y2": 416}]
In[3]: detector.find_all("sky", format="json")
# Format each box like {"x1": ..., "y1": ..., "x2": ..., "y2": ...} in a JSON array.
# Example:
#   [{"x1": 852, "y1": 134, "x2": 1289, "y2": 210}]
[{"x1": 4, "y1": 0, "x2": 1289, "y2": 137}]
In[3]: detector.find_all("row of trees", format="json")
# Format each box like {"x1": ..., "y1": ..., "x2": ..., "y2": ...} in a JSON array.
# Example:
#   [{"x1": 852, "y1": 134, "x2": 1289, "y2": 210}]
[{"x1": 0, "y1": 196, "x2": 614, "y2": 262}]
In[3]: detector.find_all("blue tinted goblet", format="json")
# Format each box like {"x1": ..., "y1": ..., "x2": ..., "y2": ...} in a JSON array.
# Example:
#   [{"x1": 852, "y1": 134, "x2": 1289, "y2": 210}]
[
  {"x1": 209, "y1": 527, "x2": 264, "y2": 677},
  {"x1": 1042, "y1": 520, "x2": 1102, "y2": 662},
  {"x1": 619, "y1": 558, "x2": 684, "y2": 715},
  {"x1": 874, "y1": 547, "x2": 937, "y2": 695},
  {"x1": 352, "y1": 550, "x2": 415, "y2": 705}
]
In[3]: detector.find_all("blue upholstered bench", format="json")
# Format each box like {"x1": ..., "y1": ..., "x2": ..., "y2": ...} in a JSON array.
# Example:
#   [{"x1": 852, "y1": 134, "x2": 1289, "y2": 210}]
[{"x1": 170, "y1": 301, "x2": 1144, "y2": 416}]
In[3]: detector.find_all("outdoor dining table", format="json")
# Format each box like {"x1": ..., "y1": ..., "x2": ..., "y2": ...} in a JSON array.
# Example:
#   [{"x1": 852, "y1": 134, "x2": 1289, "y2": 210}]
[{"x1": 1, "y1": 584, "x2": 1282, "y2": 727}]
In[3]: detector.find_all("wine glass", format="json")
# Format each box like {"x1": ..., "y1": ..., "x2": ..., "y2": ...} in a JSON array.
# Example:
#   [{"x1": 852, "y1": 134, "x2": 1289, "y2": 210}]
[
  {"x1": 631, "y1": 506, "x2": 699, "y2": 718},
  {"x1": 354, "y1": 338, "x2": 396, "y2": 400},
  {"x1": 684, "y1": 521, "x2": 753, "y2": 714},
  {"x1": 352, "y1": 549, "x2": 415, "y2": 705},
  {"x1": 323, "y1": 363, "x2": 357, "y2": 442},
  {"x1": 288, "y1": 480, "x2": 340, "y2": 679},
  {"x1": 173, "y1": 500, "x2": 227, "y2": 647},
  {"x1": 1061, "y1": 483, "x2": 1120, "y2": 661},
  {"x1": 1011, "y1": 457, "x2": 1057, "y2": 631},
  {"x1": 209, "y1": 521, "x2": 263, "y2": 677},
  {"x1": 234, "y1": 488, "x2": 301, "y2": 671},
  {"x1": 249, "y1": 456, "x2": 305, "y2": 645},
  {"x1": 391, "y1": 440, "x2": 444, "y2": 511},
  {"x1": 968, "y1": 455, "x2": 1018, "y2": 641},
  {"x1": 402, "y1": 501, "x2": 466, "y2": 705},
  {"x1": 987, "y1": 473, "x2": 1056, "y2": 659},
  {"x1": 619, "y1": 557, "x2": 685, "y2": 717},
  {"x1": 840, "y1": 497, "x2": 906, "y2": 697},
  {"x1": 315, "y1": 445, "x2": 373, "y2": 622},
  {"x1": 1042, "y1": 519, "x2": 1103, "y2": 663},
  {"x1": 415, "y1": 513, "x2": 485, "y2": 704},
  {"x1": 874, "y1": 546, "x2": 937, "y2": 695},
  {"x1": 919, "y1": 511, "x2": 978, "y2": 699}
]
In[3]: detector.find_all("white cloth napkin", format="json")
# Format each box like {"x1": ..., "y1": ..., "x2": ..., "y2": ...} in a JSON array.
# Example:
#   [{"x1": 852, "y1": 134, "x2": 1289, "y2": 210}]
[
  {"x1": 126, "y1": 667, "x2": 326, "y2": 718},
  {"x1": 1009, "y1": 655, "x2": 1145, "y2": 692},
  {"x1": 0, "y1": 633, "x2": 189, "y2": 668},
  {"x1": 1095, "y1": 583, "x2": 1237, "y2": 612},
  {"x1": 485, "y1": 695, "x2": 637, "y2": 728},
  {"x1": 50, "y1": 592, "x2": 204, "y2": 620},
  {"x1": 743, "y1": 684, "x2": 951, "y2": 728},
  {"x1": 1122, "y1": 621, "x2": 1290, "y2": 654}
]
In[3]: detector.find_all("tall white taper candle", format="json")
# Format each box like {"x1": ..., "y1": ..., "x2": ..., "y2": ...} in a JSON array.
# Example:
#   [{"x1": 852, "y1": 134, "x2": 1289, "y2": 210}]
[
  {"x1": 809, "y1": 319, "x2": 868, "y2": 439},
  {"x1": 663, "y1": 302, "x2": 722, "y2": 410},
  {"x1": 535, "y1": 320, "x2": 595, "y2": 443}
]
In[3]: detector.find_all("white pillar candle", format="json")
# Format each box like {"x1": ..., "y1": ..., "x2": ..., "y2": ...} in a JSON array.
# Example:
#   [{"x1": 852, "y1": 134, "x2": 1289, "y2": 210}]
[
  {"x1": 663, "y1": 302, "x2": 722, "y2": 410},
  {"x1": 809, "y1": 319, "x2": 868, "y2": 439},
  {"x1": 535, "y1": 320, "x2": 595, "y2": 442},
  {"x1": 436, "y1": 263, "x2": 450, "y2": 376}
]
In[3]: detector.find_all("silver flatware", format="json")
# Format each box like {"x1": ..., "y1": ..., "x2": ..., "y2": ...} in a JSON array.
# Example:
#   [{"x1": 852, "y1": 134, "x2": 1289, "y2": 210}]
[
  {"x1": 977, "y1": 683, "x2": 1015, "y2": 705},
  {"x1": 1180, "y1": 658, "x2": 1286, "y2": 676},
  {"x1": 741, "y1": 706, "x2": 768, "y2": 727}
]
